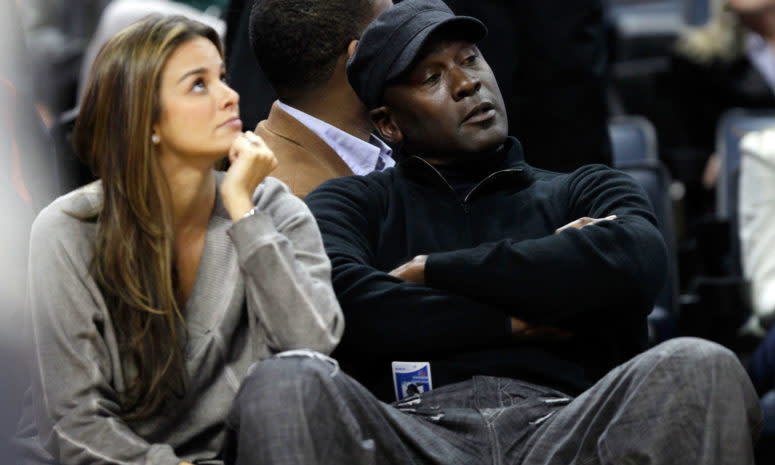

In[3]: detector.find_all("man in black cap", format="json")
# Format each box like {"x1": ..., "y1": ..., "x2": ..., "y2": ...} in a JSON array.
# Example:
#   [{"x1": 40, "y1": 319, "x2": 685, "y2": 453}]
[{"x1": 225, "y1": 1, "x2": 761, "y2": 463}]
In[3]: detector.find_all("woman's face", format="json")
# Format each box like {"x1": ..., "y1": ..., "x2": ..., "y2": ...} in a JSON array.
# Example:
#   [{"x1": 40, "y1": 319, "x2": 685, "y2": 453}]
[{"x1": 153, "y1": 37, "x2": 241, "y2": 165}]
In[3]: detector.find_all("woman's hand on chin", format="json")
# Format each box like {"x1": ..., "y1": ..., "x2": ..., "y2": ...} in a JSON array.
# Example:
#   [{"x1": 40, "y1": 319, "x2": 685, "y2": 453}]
[{"x1": 221, "y1": 130, "x2": 279, "y2": 221}]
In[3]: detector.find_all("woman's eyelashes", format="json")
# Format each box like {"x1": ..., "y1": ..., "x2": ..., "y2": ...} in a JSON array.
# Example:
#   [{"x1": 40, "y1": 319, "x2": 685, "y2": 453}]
[
  {"x1": 191, "y1": 76, "x2": 206, "y2": 93},
  {"x1": 190, "y1": 72, "x2": 228, "y2": 93}
]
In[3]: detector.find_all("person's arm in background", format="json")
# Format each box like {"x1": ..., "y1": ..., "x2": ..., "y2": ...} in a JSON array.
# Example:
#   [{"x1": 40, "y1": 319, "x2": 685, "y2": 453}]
[
  {"x1": 305, "y1": 176, "x2": 514, "y2": 358},
  {"x1": 739, "y1": 130, "x2": 775, "y2": 329},
  {"x1": 397, "y1": 166, "x2": 667, "y2": 328}
]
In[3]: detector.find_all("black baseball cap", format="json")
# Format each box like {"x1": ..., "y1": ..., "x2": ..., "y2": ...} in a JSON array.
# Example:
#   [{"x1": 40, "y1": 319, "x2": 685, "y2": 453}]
[{"x1": 346, "y1": 0, "x2": 487, "y2": 109}]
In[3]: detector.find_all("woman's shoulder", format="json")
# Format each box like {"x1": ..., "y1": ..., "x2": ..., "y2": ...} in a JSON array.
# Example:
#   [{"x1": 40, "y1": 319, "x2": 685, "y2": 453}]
[{"x1": 32, "y1": 181, "x2": 102, "y2": 243}]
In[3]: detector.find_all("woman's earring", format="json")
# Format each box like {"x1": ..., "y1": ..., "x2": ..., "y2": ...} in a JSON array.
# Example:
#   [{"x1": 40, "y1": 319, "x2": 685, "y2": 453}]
[{"x1": 151, "y1": 134, "x2": 160, "y2": 144}]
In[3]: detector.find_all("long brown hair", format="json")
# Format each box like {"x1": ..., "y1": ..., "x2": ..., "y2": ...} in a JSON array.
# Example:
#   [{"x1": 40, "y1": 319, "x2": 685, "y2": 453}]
[{"x1": 72, "y1": 15, "x2": 223, "y2": 421}]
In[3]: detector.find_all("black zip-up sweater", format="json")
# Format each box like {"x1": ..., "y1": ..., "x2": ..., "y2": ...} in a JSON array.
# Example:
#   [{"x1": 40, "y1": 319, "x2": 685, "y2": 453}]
[{"x1": 305, "y1": 137, "x2": 667, "y2": 401}]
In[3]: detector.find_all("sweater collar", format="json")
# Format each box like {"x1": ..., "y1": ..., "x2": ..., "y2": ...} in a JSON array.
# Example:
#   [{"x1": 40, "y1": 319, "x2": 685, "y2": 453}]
[{"x1": 397, "y1": 137, "x2": 529, "y2": 191}]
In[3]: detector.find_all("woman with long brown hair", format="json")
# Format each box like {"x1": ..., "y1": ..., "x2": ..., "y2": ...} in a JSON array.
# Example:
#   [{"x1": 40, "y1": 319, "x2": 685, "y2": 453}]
[{"x1": 16, "y1": 14, "x2": 343, "y2": 465}]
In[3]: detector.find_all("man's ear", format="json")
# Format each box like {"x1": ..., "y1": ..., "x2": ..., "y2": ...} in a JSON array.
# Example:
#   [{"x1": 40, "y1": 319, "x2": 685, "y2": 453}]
[
  {"x1": 347, "y1": 40, "x2": 358, "y2": 59},
  {"x1": 370, "y1": 106, "x2": 403, "y2": 144}
]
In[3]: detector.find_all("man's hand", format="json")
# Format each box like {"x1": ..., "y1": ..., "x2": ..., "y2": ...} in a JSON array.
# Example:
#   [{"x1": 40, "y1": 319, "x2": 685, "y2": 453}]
[
  {"x1": 389, "y1": 255, "x2": 428, "y2": 285},
  {"x1": 510, "y1": 317, "x2": 572, "y2": 341},
  {"x1": 555, "y1": 215, "x2": 616, "y2": 234}
]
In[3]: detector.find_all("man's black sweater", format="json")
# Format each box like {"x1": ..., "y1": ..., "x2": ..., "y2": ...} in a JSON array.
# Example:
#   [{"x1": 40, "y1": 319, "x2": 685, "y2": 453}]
[{"x1": 305, "y1": 137, "x2": 667, "y2": 402}]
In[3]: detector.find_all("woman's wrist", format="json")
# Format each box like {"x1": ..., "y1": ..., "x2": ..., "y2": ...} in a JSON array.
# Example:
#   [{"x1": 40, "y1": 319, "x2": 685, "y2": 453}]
[{"x1": 221, "y1": 187, "x2": 254, "y2": 222}]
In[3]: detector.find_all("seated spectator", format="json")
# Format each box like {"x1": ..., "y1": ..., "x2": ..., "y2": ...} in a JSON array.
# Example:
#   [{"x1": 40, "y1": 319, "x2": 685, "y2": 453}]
[
  {"x1": 667, "y1": 0, "x2": 775, "y2": 226},
  {"x1": 223, "y1": 2, "x2": 763, "y2": 464},
  {"x1": 740, "y1": 126, "x2": 775, "y2": 332},
  {"x1": 248, "y1": 0, "x2": 393, "y2": 198},
  {"x1": 15, "y1": 15, "x2": 342, "y2": 465}
]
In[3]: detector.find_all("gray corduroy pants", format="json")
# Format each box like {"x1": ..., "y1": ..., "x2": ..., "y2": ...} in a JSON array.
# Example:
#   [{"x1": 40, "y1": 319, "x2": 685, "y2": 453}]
[{"x1": 226, "y1": 338, "x2": 762, "y2": 465}]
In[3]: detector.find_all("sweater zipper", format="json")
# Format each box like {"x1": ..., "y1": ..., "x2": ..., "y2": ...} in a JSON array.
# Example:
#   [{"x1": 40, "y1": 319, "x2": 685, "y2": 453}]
[
  {"x1": 462, "y1": 168, "x2": 524, "y2": 212},
  {"x1": 411, "y1": 157, "x2": 463, "y2": 209},
  {"x1": 411, "y1": 157, "x2": 523, "y2": 214}
]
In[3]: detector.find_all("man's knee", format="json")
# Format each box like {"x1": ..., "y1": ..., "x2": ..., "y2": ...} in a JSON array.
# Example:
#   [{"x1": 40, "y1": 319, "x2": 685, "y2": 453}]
[
  {"x1": 642, "y1": 337, "x2": 751, "y2": 393},
  {"x1": 651, "y1": 336, "x2": 735, "y2": 362},
  {"x1": 613, "y1": 337, "x2": 744, "y2": 396},
  {"x1": 648, "y1": 337, "x2": 740, "y2": 373}
]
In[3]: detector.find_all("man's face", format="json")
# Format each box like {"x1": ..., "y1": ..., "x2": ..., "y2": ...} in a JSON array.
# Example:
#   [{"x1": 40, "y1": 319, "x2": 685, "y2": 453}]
[{"x1": 378, "y1": 38, "x2": 508, "y2": 157}]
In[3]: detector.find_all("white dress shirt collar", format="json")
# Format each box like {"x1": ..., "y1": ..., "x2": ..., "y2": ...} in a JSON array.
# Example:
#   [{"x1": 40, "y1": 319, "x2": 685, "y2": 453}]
[{"x1": 277, "y1": 101, "x2": 394, "y2": 175}]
